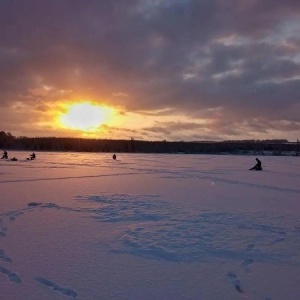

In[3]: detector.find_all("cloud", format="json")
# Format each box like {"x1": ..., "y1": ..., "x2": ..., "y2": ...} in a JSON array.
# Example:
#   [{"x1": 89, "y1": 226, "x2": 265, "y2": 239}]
[{"x1": 0, "y1": 0, "x2": 299, "y2": 140}]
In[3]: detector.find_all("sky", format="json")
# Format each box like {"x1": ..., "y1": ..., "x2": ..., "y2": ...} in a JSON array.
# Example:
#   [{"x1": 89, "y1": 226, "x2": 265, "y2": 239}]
[{"x1": 0, "y1": 0, "x2": 299, "y2": 141}]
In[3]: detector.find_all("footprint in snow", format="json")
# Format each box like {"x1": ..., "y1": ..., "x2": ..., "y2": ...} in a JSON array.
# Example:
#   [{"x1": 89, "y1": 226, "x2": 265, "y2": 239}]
[
  {"x1": 0, "y1": 265, "x2": 22, "y2": 284},
  {"x1": 8, "y1": 211, "x2": 23, "y2": 221},
  {"x1": 27, "y1": 202, "x2": 42, "y2": 207},
  {"x1": 226, "y1": 272, "x2": 244, "y2": 294},
  {"x1": 246, "y1": 243, "x2": 255, "y2": 251},
  {"x1": 241, "y1": 258, "x2": 254, "y2": 273},
  {"x1": 270, "y1": 231, "x2": 286, "y2": 245},
  {"x1": 0, "y1": 249, "x2": 12, "y2": 262},
  {"x1": 34, "y1": 277, "x2": 77, "y2": 298}
]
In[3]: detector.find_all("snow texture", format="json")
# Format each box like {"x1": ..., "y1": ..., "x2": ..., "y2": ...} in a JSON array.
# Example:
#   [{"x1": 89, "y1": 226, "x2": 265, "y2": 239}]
[{"x1": 1, "y1": 151, "x2": 300, "y2": 299}]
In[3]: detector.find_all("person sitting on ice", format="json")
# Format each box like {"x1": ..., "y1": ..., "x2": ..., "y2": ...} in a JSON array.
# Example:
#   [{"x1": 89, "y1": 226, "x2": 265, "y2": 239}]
[
  {"x1": 249, "y1": 158, "x2": 262, "y2": 171},
  {"x1": 113, "y1": 154, "x2": 116, "y2": 160},
  {"x1": 30, "y1": 152, "x2": 36, "y2": 160},
  {"x1": 1, "y1": 150, "x2": 8, "y2": 159}
]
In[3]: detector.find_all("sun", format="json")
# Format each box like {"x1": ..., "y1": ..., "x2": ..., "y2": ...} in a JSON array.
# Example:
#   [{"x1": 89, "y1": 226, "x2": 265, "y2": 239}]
[{"x1": 58, "y1": 102, "x2": 114, "y2": 131}]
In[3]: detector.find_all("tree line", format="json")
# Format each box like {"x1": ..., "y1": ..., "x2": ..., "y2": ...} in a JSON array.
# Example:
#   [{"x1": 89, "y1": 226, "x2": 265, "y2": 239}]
[{"x1": 0, "y1": 131, "x2": 299, "y2": 155}]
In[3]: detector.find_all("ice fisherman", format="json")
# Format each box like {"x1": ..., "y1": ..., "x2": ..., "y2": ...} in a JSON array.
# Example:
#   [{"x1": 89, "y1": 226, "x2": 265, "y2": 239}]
[
  {"x1": 113, "y1": 154, "x2": 116, "y2": 160},
  {"x1": 1, "y1": 150, "x2": 8, "y2": 159},
  {"x1": 30, "y1": 152, "x2": 36, "y2": 160},
  {"x1": 249, "y1": 158, "x2": 262, "y2": 171}
]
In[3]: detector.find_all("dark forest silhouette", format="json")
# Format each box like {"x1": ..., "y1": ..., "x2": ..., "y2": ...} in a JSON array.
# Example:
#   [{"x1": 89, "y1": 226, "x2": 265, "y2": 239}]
[{"x1": 0, "y1": 131, "x2": 299, "y2": 155}]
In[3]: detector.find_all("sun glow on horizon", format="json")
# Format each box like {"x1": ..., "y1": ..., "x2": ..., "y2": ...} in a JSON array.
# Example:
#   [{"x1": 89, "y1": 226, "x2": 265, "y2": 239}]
[{"x1": 58, "y1": 102, "x2": 115, "y2": 132}]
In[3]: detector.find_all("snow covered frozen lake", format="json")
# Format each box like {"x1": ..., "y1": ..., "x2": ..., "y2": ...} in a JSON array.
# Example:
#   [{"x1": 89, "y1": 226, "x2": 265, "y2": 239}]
[{"x1": 1, "y1": 151, "x2": 300, "y2": 300}]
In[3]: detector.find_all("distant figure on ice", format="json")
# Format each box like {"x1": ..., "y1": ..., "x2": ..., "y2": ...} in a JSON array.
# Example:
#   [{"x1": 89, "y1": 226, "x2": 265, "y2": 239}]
[
  {"x1": 10, "y1": 157, "x2": 18, "y2": 161},
  {"x1": 27, "y1": 152, "x2": 36, "y2": 160},
  {"x1": 1, "y1": 150, "x2": 8, "y2": 159},
  {"x1": 113, "y1": 154, "x2": 116, "y2": 160},
  {"x1": 249, "y1": 158, "x2": 262, "y2": 171}
]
